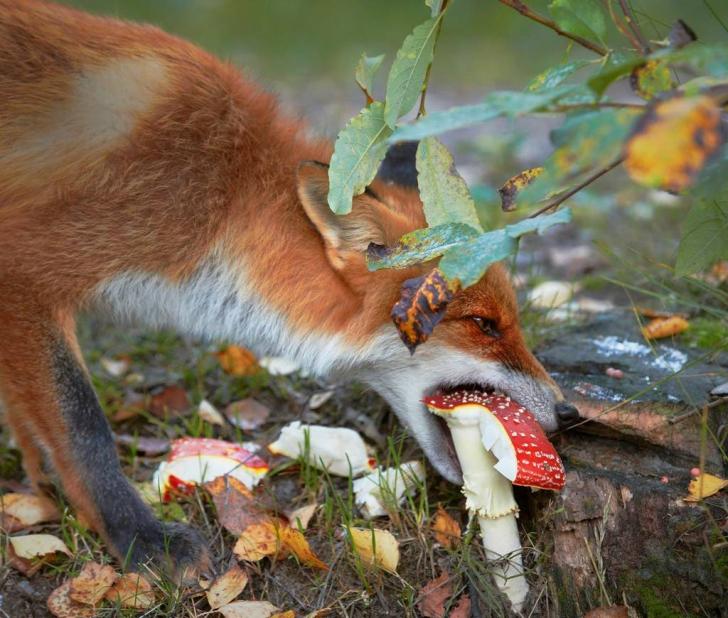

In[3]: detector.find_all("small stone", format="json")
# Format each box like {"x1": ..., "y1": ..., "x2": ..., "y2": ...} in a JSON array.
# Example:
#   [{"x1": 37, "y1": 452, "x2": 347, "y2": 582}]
[{"x1": 710, "y1": 381, "x2": 728, "y2": 397}]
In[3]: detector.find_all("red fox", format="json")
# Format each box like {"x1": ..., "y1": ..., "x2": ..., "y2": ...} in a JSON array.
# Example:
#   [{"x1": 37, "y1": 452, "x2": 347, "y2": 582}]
[{"x1": 0, "y1": 0, "x2": 579, "y2": 579}]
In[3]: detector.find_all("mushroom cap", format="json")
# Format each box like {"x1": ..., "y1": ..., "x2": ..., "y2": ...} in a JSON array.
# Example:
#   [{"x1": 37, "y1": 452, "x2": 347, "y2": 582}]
[{"x1": 424, "y1": 391, "x2": 565, "y2": 491}]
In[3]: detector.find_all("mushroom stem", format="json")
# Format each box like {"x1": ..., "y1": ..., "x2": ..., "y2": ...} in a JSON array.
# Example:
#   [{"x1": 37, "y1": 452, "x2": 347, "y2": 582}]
[{"x1": 435, "y1": 408, "x2": 529, "y2": 613}]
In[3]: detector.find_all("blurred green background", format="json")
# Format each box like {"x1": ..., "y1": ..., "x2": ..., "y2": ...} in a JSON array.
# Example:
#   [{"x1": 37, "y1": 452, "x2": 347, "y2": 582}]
[{"x1": 61, "y1": 0, "x2": 727, "y2": 94}]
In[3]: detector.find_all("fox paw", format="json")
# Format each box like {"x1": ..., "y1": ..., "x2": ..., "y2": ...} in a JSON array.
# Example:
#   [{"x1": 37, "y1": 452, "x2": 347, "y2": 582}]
[{"x1": 125, "y1": 522, "x2": 212, "y2": 584}]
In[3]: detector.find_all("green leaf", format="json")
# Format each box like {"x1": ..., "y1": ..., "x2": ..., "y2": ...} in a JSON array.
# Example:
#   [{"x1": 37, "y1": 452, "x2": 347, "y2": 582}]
[
  {"x1": 355, "y1": 53, "x2": 385, "y2": 97},
  {"x1": 517, "y1": 108, "x2": 640, "y2": 207},
  {"x1": 328, "y1": 102, "x2": 393, "y2": 214},
  {"x1": 630, "y1": 60, "x2": 674, "y2": 100},
  {"x1": 588, "y1": 51, "x2": 642, "y2": 97},
  {"x1": 439, "y1": 230, "x2": 516, "y2": 287},
  {"x1": 390, "y1": 86, "x2": 575, "y2": 142},
  {"x1": 504, "y1": 208, "x2": 572, "y2": 237},
  {"x1": 528, "y1": 59, "x2": 595, "y2": 93},
  {"x1": 548, "y1": 0, "x2": 608, "y2": 45},
  {"x1": 656, "y1": 43, "x2": 728, "y2": 78},
  {"x1": 367, "y1": 222, "x2": 480, "y2": 271},
  {"x1": 416, "y1": 137, "x2": 483, "y2": 230},
  {"x1": 439, "y1": 209, "x2": 572, "y2": 287},
  {"x1": 384, "y1": 16, "x2": 442, "y2": 128},
  {"x1": 425, "y1": 0, "x2": 443, "y2": 17},
  {"x1": 675, "y1": 199, "x2": 728, "y2": 276}
]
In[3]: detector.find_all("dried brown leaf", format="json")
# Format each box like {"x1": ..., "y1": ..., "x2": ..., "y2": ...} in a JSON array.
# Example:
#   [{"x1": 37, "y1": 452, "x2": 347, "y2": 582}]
[
  {"x1": 47, "y1": 582, "x2": 96, "y2": 618},
  {"x1": 417, "y1": 572, "x2": 453, "y2": 618},
  {"x1": 347, "y1": 526, "x2": 399, "y2": 573},
  {"x1": 225, "y1": 398, "x2": 270, "y2": 430},
  {"x1": 233, "y1": 522, "x2": 281, "y2": 561},
  {"x1": 218, "y1": 601, "x2": 281, "y2": 618},
  {"x1": 149, "y1": 385, "x2": 190, "y2": 419},
  {"x1": 104, "y1": 573, "x2": 155, "y2": 609},
  {"x1": 280, "y1": 527, "x2": 328, "y2": 570},
  {"x1": 0, "y1": 493, "x2": 59, "y2": 531},
  {"x1": 431, "y1": 505, "x2": 461, "y2": 549},
  {"x1": 584, "y1": 606, "x2": 630, "y2": 618},
  {"x1": 499, "y1": 167, "x2": 544, "y2": 211},
  {"x1": 204, "y1": 476, "x2": 267, "y2": 536},
  {"x1": 217, "y1": 345, "x2": 259, "y2": 376},
  {"x1": 206, "y1": 564, "x2": 248, "y2": 609},
  {"x1": 391, "y1": 268, "x2": 458, "y2": 353},
  {"x1": 69, "y1": 561, "x2": 118, "y2": 605},
  {"x1": 641, "y1": 316, "x2": 689, "y2": 340}
]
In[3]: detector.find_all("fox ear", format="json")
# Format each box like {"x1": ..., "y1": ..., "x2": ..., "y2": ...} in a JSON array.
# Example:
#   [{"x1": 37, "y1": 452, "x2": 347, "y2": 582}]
[{"x1": 297, "y1": 161, "x2": 391, "y2": 269}]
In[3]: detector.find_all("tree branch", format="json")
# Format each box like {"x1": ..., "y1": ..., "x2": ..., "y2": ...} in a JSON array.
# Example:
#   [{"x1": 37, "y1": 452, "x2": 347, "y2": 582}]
[
  {"x1": 498, "y1": 0, "x2": 608, "y2": 56},
  {"x1": 525, "y1": 157, "x2": 624, "y2": 220},
  {"x1": 617, "y1": 0, "x2": 651, "y2": 55}
]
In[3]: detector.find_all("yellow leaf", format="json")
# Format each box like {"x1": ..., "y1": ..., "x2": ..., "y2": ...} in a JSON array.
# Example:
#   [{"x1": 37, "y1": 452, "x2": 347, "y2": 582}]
[
  {"x1": 271, "y1": 612, "x2": 296, "y2": 618},
  {"x1": 206, "y1": 564, "x2": 248, "y2": 609},
  {"x1": 684, "y1": 472, "x2": 728, "y2": 502},
  {"x1": 498, "y1": 167, "x2": 544, "y2": 211},
  {"x1": 233, "y1": 522, "x2": 281, "y2": 561},
  {"x1": 217, "y1": 345, "x2": 259, "y2": 376},
  {"x1": 104, "y1": 573, "x2": 155, "y2": 609},
  {"x1": 218, "y1": 600, "x2": 281, "y2": 618},
  {"x1": 624, "y1": 94, "x2": 724, "y2": 192},
  {"x1": 431, "y1": 505, "x2": 461, "y2": 549},
  {"x1": 347, "y1": 526, "x2": 400, "y2": 573},
  {"x1": 69, "y1": 562, "x2": 118, "y2": 606},
  {"x1": 641, "y1": 315, "x2": 689, "y2": 340},
  {"x1": 280, "y1": 527, "x2": 329, "y2": 570},
  {"x1": 9, "y1": 534, "x2": 72, "y2": 560}
]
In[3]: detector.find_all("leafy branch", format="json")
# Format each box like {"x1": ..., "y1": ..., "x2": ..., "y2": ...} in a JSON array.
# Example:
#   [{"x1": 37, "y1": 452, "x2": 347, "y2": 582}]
[{"x1": 498, "y1": 0, "x2": 608, "y2": 56}]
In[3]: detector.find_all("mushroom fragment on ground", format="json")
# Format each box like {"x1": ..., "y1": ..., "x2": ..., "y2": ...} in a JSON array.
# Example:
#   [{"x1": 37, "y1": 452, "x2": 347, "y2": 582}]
[
  {"x1": 353, "y1": 461, "x2": 426, "y2": 519},
  {"x1": 268, "y1": 421, "x2": 376, "y2": 477},
  {"x1": 424, "y1": 391, "x2": 565, "y2": 613},
  {"x1": 153, "y1": 438, "x2": 269, "y2": 502}
]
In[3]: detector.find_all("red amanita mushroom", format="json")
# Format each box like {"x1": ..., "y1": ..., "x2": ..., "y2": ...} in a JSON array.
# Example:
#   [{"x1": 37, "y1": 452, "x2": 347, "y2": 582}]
[{"x1": 424, "y1": 390, "x2": 566, "y2": 613}]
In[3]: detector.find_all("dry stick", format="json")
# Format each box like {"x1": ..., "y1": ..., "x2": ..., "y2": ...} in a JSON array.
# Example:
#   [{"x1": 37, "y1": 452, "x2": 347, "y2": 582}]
[
  {"x1": 617, "y1": 0, "x2": 651, "y2": 55},
  {"x1": 525, "y1": 157, "x2": 625, "y2": 220},
  {"x1": 498, "y1": 0, "x2": 608, "y2": 56},
  {"x1": 417, "y1": 0, "x2": 451, "y2": 119},
  {"x1": 607, "y1": 0, "x2": 644, "y2": 53},
  {"x1": 669, "y1": 396, "x2": 728, "y2": 425}
]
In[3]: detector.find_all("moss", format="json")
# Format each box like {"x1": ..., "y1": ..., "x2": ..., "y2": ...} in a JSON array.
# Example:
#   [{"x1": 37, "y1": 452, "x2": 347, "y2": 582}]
[{"x1": 681, "y1": 317, "x2": 728, "y2": 351}]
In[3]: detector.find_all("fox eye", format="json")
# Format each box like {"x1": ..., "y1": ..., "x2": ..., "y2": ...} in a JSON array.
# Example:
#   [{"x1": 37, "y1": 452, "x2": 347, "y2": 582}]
[{"x1": 470, "y1": 316, "x2": 500, "y2": 338}]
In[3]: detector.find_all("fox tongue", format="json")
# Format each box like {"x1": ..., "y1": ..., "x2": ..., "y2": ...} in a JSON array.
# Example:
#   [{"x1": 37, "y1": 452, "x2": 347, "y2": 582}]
[{"x1": 423, "y1": 391, "x2": 565, "y2": 491}]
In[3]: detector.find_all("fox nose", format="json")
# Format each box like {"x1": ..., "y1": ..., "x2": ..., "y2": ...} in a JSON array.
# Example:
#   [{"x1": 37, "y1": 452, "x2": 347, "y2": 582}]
[{"x1": 555, "y1": 401, "x2": 580, "y2": 428}]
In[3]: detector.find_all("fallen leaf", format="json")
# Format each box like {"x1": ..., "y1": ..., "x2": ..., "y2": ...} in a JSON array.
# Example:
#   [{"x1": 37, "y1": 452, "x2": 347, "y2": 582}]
[
  {"x1": 450, "y1": 595, "x2": 471, "y2": 618},
  {"x1": 100, "y1": 356, "x2": 130, "y2": 378},
  {"x1": 204, "y1": 475, "x2": 267, "y2": 536},
  {"x1": 624, "y1": 94, "x2": 724, "y2": 192},
  {"x1": 206, "y1": 564, "x2": 248, "y2": 609},
  {"x1": 47, "y1": 582, "x2": 96, "y2": 618},
  {"x1": 584, "y1": 606, "x2": 630, "y2": 618},
  {"x1": 69, "y1": 561, "x2": 118, "y2": 605},
  {"x1": 218, "y1": 601, "x2": 281, "y2": 618},
  {"x1": 280, "y1": 526, "x2": 328, "y2": 570},
  {"x1": 114, "y1": 434, "x2": 170, "y2": 456},
  {"x1": 286, "y1": 503, "x2": 318, "y2": 531},
  {"x1": 198, "y1": 399, "x2": 225, "y2": 426},
  {"x1": 391, "y1": 268, "x2": 458, "y2": 353},
  {"x1": 641, "y1": 316, "x2": 689, "y2": 340},
  {"x1": 431, "y1": 505, "x2": 461, "y2": 549},
  {"x1": 271, "y1": 612, "x2": 296, "y2": 618},
  {"x1": 0, "y1": 493, "x2": 60, "y2": 531},
  {"x1": 417, "y1": 572, "x2": 453, "y2": 618},
  {"x1": 260, "y1": 356, "x2": 301, "y2": 376},
  {"x1": 217, "y1": 345, "x2": 259, "y2": 376},
  {"x1": 233, "y1": 521, "x2": 281, "y2": 561},
  {"x1": 347, "y1": 526, "x2": 399, "y2": 573},
  {"x1": 499, "y1": 167, "x2": 544, "y2": 211},
  {"x1": 684, "y1": 472, "x2": 728, "y2": 502},
  {"x1": 225, "y1": 398, "x2": 270, "y2": 430},
  {"x1": 9, "y1": 533, "x2": 72, "y2": 560},
  {"x1": 149, "y1": 385, "x2": 190, "y2": 419},
  {"x1": 104, "y1": 573, "x2": 155, "y2": 609}
]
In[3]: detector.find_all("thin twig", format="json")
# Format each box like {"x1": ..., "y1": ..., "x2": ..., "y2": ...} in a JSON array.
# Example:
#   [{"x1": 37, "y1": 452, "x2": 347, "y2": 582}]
[
  {"x1": 417, "y1": 0, "x2": 451, "y2": 118},
  {"x1": 525, "y1": 157, "x2": 624, "y2": 220},
  {"x1": 617, "y1": 0, "x2": 651, "y2": 54},
  {"x1": 498, "y1": 0, "x2": 608, "y2": 56},
  {"x1": 669, "y1": 396, "x2": 728, "y2": 425},
  {"x1": 607, "y1": 0, "x2": 644, "y2": 52},
  {"x1": 551, "y1": 101, "x2": 644, "y2": 112}
]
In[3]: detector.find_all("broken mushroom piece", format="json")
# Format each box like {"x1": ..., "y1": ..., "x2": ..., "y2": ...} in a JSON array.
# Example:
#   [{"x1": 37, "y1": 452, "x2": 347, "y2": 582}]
[
  {"x1": 153, "y1": 438, "x2": 269, "y2": 502},
  {"x1": 353, "y1": 461, "x2": 426, "y2": 519},
  {"x1": 424, "y1": 391, "x2": 565, "y2": 614},
  {"x1": 268, "y1": 421, "x2": 376, "y2": 477}
]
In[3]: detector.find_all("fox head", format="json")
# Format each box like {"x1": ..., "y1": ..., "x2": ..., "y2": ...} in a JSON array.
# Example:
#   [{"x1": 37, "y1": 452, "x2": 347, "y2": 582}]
[{"x1": 296, "y1": 151, "x2": 579, "y2": 484}]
